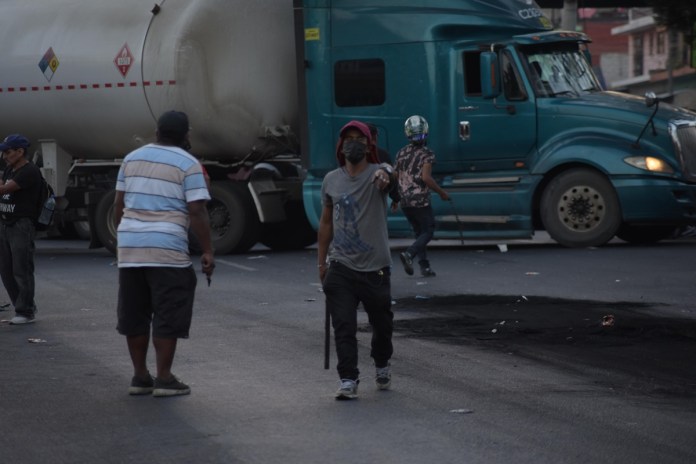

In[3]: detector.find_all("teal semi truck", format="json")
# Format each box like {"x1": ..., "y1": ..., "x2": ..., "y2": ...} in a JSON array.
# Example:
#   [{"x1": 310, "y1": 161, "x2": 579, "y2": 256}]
[
  {"x1": 1, "y1": 0, "x2": 695, "y2": 253},
  {"x1": 298, "y1": 0, "x2": 696, "y2": 247}
]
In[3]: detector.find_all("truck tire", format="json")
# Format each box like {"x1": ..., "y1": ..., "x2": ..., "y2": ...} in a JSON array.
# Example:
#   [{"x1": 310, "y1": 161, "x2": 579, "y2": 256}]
[
  {"x1": 540, "y1": 168, "x2": 621, "y2": 248},
  {"x1": 616, "y1": 224, "x2": 675, "y2": 245},
  {"x1": 94, "y1": 190, "x2": 118, "y2": 255},
  {"x1": 260, "y1": 201, "x2": 317, "y2": 251},
  {"x1": 208, "y1": 182, "x2": 260, "y2": 254}
]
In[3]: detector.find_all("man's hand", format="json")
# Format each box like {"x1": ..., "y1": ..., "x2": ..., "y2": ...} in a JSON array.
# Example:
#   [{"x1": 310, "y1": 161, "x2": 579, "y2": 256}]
[
  {"x1": 201, "y1": 252, "x2": 215, "y2": 280},
  {"x1": 318, "y1": 262, "x2": 328, "y2": 282},
  {"x1": 372, "y1": 170, "x2": 391, "y2": 191}
]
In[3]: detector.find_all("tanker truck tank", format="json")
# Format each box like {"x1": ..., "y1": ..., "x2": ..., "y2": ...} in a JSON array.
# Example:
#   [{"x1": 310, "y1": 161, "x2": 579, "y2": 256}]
[
  {"x1": 0, "y1": 0, "x2": 297, "y2": 157},
  {"x1": 0, "y1": 0, "x2": 316, "y2": 254}
]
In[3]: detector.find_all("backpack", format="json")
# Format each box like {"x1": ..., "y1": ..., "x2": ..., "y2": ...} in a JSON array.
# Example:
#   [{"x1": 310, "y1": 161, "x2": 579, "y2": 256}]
[{"x1": 35, "y1": 175, "x2": 55, "y2": 231}]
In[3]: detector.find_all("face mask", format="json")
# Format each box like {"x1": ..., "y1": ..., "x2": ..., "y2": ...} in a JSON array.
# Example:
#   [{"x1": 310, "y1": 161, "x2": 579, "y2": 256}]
[{"x1": 342, "y1": 140, "x2": 367, "y2": 164}]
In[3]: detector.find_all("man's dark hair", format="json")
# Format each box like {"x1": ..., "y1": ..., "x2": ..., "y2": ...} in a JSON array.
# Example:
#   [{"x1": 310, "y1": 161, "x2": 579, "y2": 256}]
[{"x1": 157, "y1": 111, "x2": 190, "y2": 147}]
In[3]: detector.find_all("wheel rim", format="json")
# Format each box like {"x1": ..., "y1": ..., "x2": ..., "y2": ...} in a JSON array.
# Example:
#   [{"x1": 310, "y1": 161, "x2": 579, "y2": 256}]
[
  {"x1": 556, "y1": 185, "x2": 606, "y2": 232},
  {"x1": 207, "y1": 198, "x2": 231, "y2": 240}
]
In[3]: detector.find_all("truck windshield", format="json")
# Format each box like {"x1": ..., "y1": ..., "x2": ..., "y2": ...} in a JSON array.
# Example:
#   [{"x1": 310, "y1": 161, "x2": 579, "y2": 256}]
[{"x1": 522, "y1": 45, "x2": 601, "y2": 97}]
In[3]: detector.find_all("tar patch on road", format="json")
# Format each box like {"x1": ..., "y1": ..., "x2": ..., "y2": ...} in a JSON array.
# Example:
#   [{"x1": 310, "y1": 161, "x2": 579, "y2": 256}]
[{"x1": 389, "y1": 294, "x2": 696, "y2": 398}]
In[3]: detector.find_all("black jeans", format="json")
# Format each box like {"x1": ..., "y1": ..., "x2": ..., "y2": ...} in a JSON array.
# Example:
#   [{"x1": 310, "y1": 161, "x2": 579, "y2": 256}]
[
  {"x1": 0, "y1": 218, "x2": 37, "y2": 318},
  {"x1": 322, "y1": 261, "x2": 393, "y2": 380},
  {"x1": 402, "y1": 205, "x2": 436, "y2": 269}
]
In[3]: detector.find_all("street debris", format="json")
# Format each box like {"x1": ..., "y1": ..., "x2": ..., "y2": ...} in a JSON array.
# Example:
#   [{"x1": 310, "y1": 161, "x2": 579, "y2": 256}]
[
  {"x1": 449, "y1": 408, "x2": 474, "y2": 414},
  {"x1": 28, "y1": 338, "x2": 47, "y2": 343},
  {"x1": 601, "y1": 314, "x2": 615, "y2": 327},
  {"x1": 497, "y1": 244, "x2": 508, "y2": 252}
]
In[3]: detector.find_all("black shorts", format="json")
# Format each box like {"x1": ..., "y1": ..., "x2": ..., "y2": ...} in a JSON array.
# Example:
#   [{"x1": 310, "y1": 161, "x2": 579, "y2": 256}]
[{"x1": 117, "y1": 266, "x2": 197, "y2": 339}]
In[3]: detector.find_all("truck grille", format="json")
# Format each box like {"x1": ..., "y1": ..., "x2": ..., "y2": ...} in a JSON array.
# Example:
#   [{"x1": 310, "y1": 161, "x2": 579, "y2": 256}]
[{"x1": 672, "y1": 121, "x2": 696, "y2": 182}]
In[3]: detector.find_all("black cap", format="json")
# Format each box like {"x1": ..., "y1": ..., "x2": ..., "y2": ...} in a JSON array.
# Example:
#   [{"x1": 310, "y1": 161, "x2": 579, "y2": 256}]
[{"x1": 157, "y1": 111, "x2": 189, "y2": 138}]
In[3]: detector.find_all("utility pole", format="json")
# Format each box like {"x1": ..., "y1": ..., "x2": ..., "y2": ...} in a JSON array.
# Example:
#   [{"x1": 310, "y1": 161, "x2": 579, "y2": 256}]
[{"x1": 561, "y1": 0, "x2": 578, "y2": 31}]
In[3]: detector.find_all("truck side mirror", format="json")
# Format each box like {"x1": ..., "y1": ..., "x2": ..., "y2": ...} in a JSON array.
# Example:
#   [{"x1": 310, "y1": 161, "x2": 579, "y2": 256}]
[{"x1": 480, "y1": 52, "x2": 501, "y2": 99}]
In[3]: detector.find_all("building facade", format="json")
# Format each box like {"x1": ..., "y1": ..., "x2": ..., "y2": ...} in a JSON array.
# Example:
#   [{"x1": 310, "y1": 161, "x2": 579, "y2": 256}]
[{"x1": 611, "y1": 8, "x2": 696, "y2": 109}]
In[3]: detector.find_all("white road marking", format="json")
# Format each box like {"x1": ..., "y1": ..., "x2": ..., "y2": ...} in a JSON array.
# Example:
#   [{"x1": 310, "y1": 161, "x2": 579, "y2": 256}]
[{"x1": 216, "y1": 259, "x2": 257, "y2": 272}]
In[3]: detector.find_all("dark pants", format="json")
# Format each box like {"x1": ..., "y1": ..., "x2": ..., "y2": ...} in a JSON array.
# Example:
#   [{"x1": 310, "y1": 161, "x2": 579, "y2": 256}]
[
  {"x1": 402, "y1": 205, "x2": 436, "y2": 269},
  {"x1": 0, "y1": 218, "x2": 37, "y2": 318},
  {"x1": 322, "y1": 261, "x2": 393, "y2": 380}
]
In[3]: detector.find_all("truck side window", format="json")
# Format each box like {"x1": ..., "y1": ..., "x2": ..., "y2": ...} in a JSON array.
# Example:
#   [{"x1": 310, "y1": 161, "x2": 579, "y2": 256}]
[
  {"x1": 334, "y1": 59, "x2": 385, "y2": 107},
  {"x1": 462, "y1": 52, "x2": 482, "y2": 96},
  {"x1": 501, "y1": 51, "x2": 526, "y2": 101}
]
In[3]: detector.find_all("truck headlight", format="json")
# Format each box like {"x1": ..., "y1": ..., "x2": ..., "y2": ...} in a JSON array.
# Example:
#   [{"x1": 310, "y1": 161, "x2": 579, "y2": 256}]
[{"x1": 624, "y1": 156, "x2": 674, "y2": 174}]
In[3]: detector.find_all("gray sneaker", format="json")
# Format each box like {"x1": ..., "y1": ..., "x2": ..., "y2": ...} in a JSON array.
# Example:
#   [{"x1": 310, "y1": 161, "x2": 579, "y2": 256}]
[
  {"x1": 153, "y1": 375, "x2": 191, "y2": 397},
  {"x1": 335, "y1": 379, "x2": 359, "y2": 400},
  {"x1": 10, "y1": 315, "x2": 35, "y2": 325},
  {"x1": 420, "y1": 267, "x2": 436, "y2": 277},
  {"x1": 399, "y1": 252, "x2": 414, "y2": 275},
  {"x1": 375, "y1": 365, "x2": 391, "y2": 390},
  {"x1": 128, "y1": 374, "x2": 155, "y2": 395}
]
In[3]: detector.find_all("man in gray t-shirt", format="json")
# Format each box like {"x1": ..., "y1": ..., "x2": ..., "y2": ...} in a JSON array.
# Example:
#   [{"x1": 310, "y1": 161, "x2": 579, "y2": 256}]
[{"x1": 317, "y1": 120, "x2": 396, "y2": 400}]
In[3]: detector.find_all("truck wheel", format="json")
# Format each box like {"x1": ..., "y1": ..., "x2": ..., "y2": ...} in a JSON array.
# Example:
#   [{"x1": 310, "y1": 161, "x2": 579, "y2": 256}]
[
  {"x1": 208, "y1": 182, "x2": 260, "y2": 254},
  {"x1": 260, "y1": 201, "x2": 317, "y2": 251},
  {"x1": 94, "y1": 190, "x2": 118, "y2": 255},
  {"x1": 616, "y1": 224, "x2": 675, "y2": 245},
  {"x1": 540, "y1": 169, "x2": 621, "y2": 248}
]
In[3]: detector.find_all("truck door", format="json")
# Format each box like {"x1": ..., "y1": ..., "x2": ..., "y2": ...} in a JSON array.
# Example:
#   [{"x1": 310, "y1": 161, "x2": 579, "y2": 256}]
[
  {"x1": 446, "y1": 48, "x2": 538, "y2": 236},
  {"x1": 455, "y1": 49, "x2": 536, "y2": 171}
]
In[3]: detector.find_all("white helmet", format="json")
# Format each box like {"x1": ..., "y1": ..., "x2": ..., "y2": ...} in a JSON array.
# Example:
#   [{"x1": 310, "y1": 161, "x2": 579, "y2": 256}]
[{"x1": 404, "y1": 115, "x2": 429, "y2": 142}]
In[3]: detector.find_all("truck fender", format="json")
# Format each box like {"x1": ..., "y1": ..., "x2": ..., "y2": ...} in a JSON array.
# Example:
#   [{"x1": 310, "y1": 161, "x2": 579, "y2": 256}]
[
  {"x1": 248, "y1": 164, "x2": 288, "y2": 224},
  {"x1": 532, "y1": 132, "x2": 654, "y2": 177}
]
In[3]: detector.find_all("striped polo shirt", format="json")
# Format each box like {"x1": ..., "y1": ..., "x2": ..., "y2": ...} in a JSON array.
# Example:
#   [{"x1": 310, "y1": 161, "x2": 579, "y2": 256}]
[{"x1": 116, "y1": 143, "x2": 210, "y2": 268}]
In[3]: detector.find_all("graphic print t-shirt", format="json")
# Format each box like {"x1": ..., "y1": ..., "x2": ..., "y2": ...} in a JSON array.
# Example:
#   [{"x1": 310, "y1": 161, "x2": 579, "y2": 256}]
[
  {"x1": 0, "y1": 162, "x2": 42, "y2": 221},
  {"x1": 321, "y1": 164, "x2": 391, "y2": 272}
]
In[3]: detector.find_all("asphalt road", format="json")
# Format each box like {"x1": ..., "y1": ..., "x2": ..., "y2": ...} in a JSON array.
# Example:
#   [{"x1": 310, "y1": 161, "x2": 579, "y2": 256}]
[{"x1": 1, "y1": 235, "x2": 695, "y2": 464}]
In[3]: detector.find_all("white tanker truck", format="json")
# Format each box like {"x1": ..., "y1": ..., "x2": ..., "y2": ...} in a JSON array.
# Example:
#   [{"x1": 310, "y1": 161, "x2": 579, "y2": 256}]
[{"x1": 0, "y1": 0, "x2": 313, "y2": 254}]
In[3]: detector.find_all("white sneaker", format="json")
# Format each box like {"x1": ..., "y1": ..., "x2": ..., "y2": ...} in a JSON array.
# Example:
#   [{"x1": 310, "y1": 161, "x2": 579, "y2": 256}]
[
  {"x1": 375, "y1": 365, "x2": 391, "y2": 390},
  {"x1": 10, "y1": 315, "x2": 35, "y2": 325},
  {"x1": 335, "y1": 379, "x2": 358, "y2": 400}
]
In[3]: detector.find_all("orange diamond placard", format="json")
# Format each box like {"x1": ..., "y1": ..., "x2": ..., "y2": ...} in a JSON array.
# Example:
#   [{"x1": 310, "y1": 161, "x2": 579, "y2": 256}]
[{"x1": 114, "y1": 43, "x2": 134, "y2": 78}]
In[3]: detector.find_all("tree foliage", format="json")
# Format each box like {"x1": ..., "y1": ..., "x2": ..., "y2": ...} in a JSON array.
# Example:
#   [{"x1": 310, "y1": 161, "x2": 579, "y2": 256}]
[{"x1": 647, "y1": 0, "x2": 696, "y2": 41}]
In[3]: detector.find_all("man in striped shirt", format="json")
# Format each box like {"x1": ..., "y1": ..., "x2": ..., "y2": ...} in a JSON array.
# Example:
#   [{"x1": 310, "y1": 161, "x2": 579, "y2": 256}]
[{"x1": 114, "y1": 110, "x2": 215, "y2": 397}]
